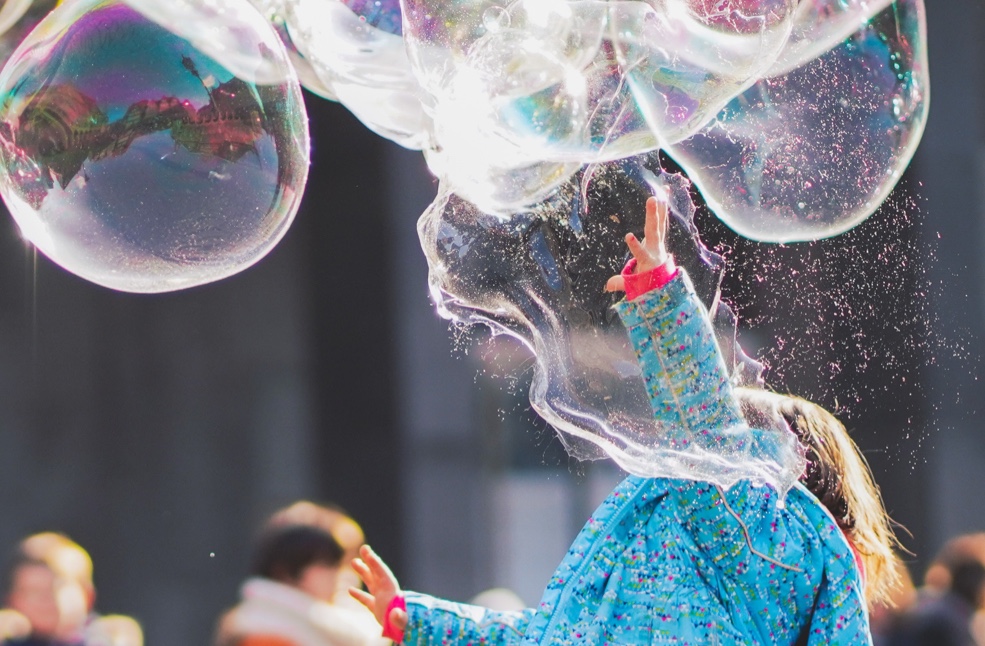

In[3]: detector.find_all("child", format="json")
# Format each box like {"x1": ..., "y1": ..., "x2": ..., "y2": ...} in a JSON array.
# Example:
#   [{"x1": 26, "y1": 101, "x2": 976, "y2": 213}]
[
  {"x1": 352, "y1": 196, "x2": 875, "y2": 644},
  {"x1": 214, "y1": 502, "x2": 388, "y2": 646}
]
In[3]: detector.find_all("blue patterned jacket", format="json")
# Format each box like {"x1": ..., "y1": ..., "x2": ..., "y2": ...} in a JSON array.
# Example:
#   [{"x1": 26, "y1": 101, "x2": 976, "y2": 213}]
[{"x1": 401, "y1": 271, "x2": 871, "y2": 645}]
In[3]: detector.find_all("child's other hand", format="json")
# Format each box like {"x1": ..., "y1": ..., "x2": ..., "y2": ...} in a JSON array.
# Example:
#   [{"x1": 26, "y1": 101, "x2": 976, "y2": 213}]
[
  {"x1": 605, "y1": 194, "x2": 670, "y2": 293},
  {"x1": 350, "y1": 545, "x2": 408, "y2": 632}
]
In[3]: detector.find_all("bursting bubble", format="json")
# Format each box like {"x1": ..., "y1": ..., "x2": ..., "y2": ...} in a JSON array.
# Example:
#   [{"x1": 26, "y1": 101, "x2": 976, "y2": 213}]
[
  {"x1": 0, "y1": 0, "x2": 309, "y2": 292},
  {"x1": 401, "y1": 0, "x2": 929, "y2": 483},
  {"x1": 420, "y1": 160, "x2": 804, "y2": 492}
]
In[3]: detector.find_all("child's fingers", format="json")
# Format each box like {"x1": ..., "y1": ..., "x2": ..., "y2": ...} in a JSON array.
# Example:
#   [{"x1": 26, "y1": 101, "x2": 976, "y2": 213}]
[
  {"x1": 390, "y1": 608, "x2": 408, "y2": 631},
  {"x1": 363, "y1": 545, "x2": 398, "y2": 584},
  {"x1": 644, "y1": 196, "x2": 659, "y2": 242},
  {"x1": 352, "y1": 557, "x2": 375, "y2": 588},
  {"x1": 625, "y1": 233, "x2": 647, "y2": 263},
  {"x1": 605, "y1": 275, "x2": 625, "y2": 293},
  {"x1": 654, "y1": 198, "x2": 669, "y2": 248},
  {"x1": 349, "y1": 587, "x2": 377, "y2": 614}
]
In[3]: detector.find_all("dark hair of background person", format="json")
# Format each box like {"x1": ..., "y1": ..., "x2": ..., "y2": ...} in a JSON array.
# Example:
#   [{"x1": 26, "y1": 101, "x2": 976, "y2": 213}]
[{"x1": 251, "y1": 525, "x2": 344, "y2": 584}]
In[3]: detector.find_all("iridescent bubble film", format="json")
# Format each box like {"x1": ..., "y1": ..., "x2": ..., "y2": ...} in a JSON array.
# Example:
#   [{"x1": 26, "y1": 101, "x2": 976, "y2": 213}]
[
  {"x1": 420, "y1": 160, "x2": 803, "y2": 491},
  {"x1": 410, "y1": 0, "x2": 800, "y2": 213},
  {"x1": 255, "y1": 0, "x2": 928, "y2": 483},
  {"x1": 0, "y1": 0, "x2": 309, "y2": 292},
  {"x1": 0, "y1": 0, "x2": 928, "y2": 483}
]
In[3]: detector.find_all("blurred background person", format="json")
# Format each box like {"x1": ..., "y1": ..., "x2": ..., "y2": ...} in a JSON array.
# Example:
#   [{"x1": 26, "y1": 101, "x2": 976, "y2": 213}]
[
  {"x1": 871, "y1": 558, "x2": 918, "y2": 645},
  {"x1": 1, "y1": 532, "x2": 142, "y2": 646},
  {"x1": 215, "y1": 501, "x2": 387, "y2": 646},
  {"x1": 887, "y1": 533, "x2": 985, "y2": 646}
]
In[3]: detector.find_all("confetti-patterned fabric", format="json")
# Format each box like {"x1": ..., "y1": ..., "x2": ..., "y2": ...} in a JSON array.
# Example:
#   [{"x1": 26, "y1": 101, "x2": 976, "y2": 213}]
[{"x1": 401, "y1": 271, "x2": 870, "y2": 645}]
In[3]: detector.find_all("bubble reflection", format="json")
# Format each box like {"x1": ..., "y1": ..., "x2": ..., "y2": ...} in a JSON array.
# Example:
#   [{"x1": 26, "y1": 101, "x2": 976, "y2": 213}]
[{"x1": 0, "y1": 0, "x2": 309, "y2": 292}]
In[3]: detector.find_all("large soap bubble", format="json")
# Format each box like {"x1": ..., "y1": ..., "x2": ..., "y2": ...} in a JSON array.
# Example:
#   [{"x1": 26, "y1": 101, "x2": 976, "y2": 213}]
[
  {"x1": 0, "y1": 0, "x2": 309, "y2": 292},
  {"x1": 667, "y1": 0, "x2": 928, "y2": 241},
  {"x1": 410, "y1": 0, "x2": 801, "y2": 213},
  {"x1": 267, "y1": 0, "x2": 927, "y2": 484},
  {"x1": 420, "y1": 159, "x2": 804, "y2": 492}
]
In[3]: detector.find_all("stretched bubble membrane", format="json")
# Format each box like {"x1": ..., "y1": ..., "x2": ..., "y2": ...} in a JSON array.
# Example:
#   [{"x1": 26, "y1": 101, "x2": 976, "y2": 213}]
[
  {"x1": 667, "y1": 0, "x2": 928, "y2": 242},
  {"x1": 0, "y1": 0, "x2": 309, "y2": 292},
  {"x1": 420, "y1": 158, "x2": 804, "y2": 493}
]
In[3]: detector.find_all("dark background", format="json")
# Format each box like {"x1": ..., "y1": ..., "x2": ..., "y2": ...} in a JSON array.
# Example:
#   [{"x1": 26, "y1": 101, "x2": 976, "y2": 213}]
[{"x1": 0, "y1": 2, "x2": 982, "y2": 642}]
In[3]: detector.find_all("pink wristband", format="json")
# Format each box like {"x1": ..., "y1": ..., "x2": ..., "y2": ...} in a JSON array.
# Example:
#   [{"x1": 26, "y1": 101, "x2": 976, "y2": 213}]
[
  {"x1": 382, "y1": 594, "x2": 407, "y2": 642},
  {"x1": 621, "y1": 256, "x2": 678, "y2": 301}
]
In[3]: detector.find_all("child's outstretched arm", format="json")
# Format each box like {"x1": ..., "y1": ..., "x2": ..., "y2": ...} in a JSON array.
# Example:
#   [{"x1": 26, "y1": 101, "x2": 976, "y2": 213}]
[
  {"x1": 351, "y1": 545, "x2": 534, "y2": 645},
  {"x1": 606, "y1": 194, "x2": 744, "y2": 444},
  {"x1": 350, "y1": 545, "x2": 407, "y2": 640}
]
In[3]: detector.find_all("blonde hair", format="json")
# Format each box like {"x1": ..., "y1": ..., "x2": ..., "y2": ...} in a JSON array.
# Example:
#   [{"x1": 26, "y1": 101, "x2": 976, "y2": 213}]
[
  {"x1": 18, "y1": 532, "x2": 94, "y2": 595},
  {"x1": 735, "y1": 388, "x2": 904, "y2": 606}
]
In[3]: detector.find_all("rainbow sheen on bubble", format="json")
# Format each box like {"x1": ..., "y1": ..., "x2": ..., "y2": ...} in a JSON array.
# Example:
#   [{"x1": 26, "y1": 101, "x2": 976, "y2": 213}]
[
  {"x1": 403, "y1": 0, "x2": 929, "y2": 483},
  {"x1": 0, "y1": 0, "x2": 309, "y2": 292}
]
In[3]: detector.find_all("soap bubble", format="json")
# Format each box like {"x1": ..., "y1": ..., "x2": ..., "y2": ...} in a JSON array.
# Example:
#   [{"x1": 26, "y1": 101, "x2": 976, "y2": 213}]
[
  {"x1": 420, "y1": 159, "x2": 803, "y2": 492},
  {"x1": 255, "y1": 0, "x2": 429, "y2": 148},
  {"x1": 408, "y1": 0, "x2": 801, "y2": 213},
  {"x1": 400, "y1": 0, "x2": 928, "y2": 484},
  {"x1": 667, "y1": 0, "x2": 928, "y2": 241},
  {"x1": 769, "y1": 0, "x2": 895, "y2": 76},
  {"x1": 0, "y1": 0, "x2": 309, "y2": 292}
]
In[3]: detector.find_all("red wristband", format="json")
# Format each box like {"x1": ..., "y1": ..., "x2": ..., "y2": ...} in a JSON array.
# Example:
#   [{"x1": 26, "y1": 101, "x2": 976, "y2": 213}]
[
  {"x1": 622, "y1": 256, "x2": 678, "y2": 301},
  {"x1": 382, "y1": 595, "x2": 407, "y2": 642}
]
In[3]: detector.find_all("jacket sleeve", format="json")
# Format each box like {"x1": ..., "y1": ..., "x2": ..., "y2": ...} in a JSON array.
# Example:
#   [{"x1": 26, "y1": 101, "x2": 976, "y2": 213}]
[
  {"x1": 612, "y1": 269, "x2": 743, "y2": 449},
  {"x1": 402, "y1": 592, "x2": 534, "y2": 645},
  {"x1": 613, "y1": 269, "x2": 803, "y2": 493}
]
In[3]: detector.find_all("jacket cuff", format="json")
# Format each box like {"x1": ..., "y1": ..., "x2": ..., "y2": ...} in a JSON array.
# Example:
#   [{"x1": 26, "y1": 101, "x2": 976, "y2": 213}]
[
  {"x1": 622, "y1": 256, "x2": 678, "y2": 301},
  {"x1": 383, "y1": 594, "x2": 406, "y2": 642}
]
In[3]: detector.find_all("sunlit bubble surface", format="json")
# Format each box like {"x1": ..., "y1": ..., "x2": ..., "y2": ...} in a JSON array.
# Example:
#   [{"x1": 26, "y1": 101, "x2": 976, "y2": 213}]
[
  {"x1": 0, "y1": 0, "x2": 309, "y2": 292},
  {"x1": 406, "y1": 0, "x2": 801, "y2": 213}
]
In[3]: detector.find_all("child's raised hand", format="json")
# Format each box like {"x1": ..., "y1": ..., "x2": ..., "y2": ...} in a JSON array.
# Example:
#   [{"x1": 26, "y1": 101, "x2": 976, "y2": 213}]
[
  {"x1": 350, "y1": 545, "x2": 407, "y2": 633},
  {"x1": 605, "y1": 194, "x2": 670, "y2": 294}
]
